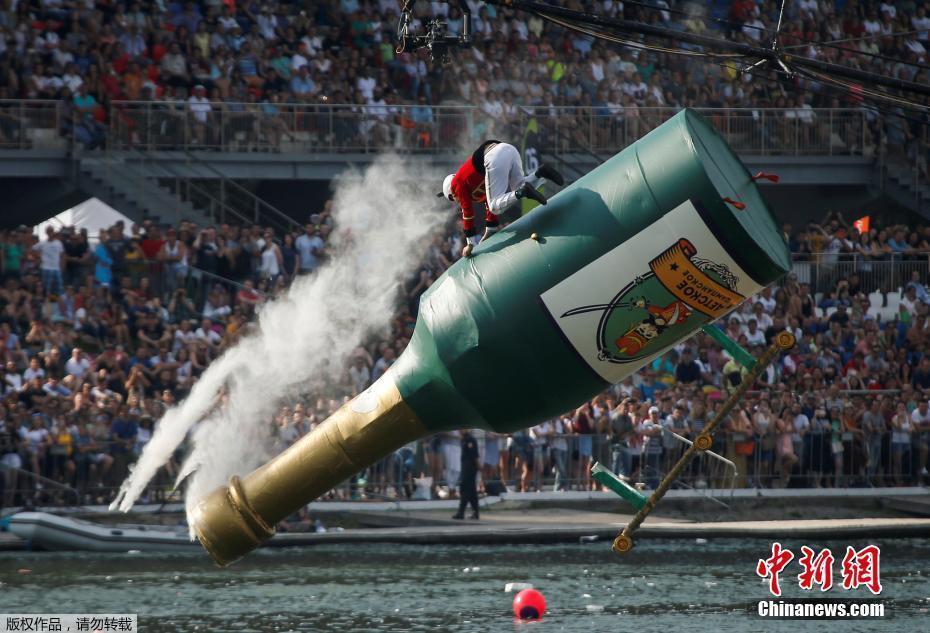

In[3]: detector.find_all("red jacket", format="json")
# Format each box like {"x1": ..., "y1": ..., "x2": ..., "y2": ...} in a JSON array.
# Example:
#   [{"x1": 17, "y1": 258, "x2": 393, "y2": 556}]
[{"x1": 450, "y1": 156, "x2": 486, "y2": 222}]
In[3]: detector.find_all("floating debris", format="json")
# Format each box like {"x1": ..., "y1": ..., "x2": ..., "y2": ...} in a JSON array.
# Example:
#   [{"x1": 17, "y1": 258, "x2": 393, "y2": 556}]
[
  {"x1": 505, "y1": 582, "x2": 533, "y2": 593},
  {"x1": 695, "y1": 538, "x2": 708, "y2": 544},
  {"x1": 586, "y1": 605, "x2": 605, "y2": 612},
  {"x1": 127, "y1": 550, "x2": 141, "y2": 554},
  {"x1": 580, "y1": 535, "x2": 599, "y2": 543}
]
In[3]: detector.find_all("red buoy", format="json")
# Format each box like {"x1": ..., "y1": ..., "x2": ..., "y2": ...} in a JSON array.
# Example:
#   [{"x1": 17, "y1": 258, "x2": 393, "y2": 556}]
[{"x1": 513, "y1": 588, "x2": 546, "y2": 620}]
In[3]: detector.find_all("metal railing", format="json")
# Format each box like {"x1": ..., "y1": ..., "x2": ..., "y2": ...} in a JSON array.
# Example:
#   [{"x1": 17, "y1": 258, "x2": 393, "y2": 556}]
[
  {"x1": 0, "y1": 100, "x2": 921, "y2": 161},
  {"x1": 178, "y1": 148, "x2": 300, "y2": 234},
  {"x1": 4, "y1": 428, "x2": 922, "y2": 509},
  {"x1": 787, "y1": 252, "x2": 930, "y2": 295},
  {"x1": 104, "y1": 102, "x2": 877, "y2": 156},
  {"x1": 122, "y1": 146, "x2": 258, "y2": 228},
  {"x1": 0, "y1": 100, "x2": 67, "y2": 149}
]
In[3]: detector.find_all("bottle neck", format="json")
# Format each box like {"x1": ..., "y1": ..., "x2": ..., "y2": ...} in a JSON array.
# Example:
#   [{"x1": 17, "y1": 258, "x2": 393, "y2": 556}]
[{"x1": 192, "y1": 372, "x2": 427, "y2": 566}]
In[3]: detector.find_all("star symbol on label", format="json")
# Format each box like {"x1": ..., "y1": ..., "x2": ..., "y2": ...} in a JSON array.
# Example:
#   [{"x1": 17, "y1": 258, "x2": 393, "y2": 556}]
[{"x1": 670, "y1": 263, "x2": 679, "y2": 271}]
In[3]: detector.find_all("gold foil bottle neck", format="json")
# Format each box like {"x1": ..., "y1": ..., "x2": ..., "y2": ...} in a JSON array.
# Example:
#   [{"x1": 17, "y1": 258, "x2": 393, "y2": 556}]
[{"x1": 193, "y1": 372, "x2": 427, "y2": 566}]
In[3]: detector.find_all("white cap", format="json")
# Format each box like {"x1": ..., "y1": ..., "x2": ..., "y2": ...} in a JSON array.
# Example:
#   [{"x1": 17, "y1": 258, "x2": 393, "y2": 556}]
[
  {"x1": 442, "y1": 174, "x2": 455, "y2": 200},
  {"x1": 648, "y1": 406, "x2": 660, "y2": 414}
]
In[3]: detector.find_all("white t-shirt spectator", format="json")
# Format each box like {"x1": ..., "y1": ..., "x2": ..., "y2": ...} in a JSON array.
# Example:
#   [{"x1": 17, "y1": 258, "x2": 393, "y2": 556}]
[
  {"x1": 301, "y1": 34, "x2": 324, "y2": 56},
  {"x1": 798, "y1": 0, "x2": 818, "y2": 17},
  {"x1": 758, "y1": 294, "x2": 777, "y2": 314},
  {"x1": 900, "y1": 294, "x2": 918, "y2": 318},
  {"x1": 379, "y1": 0, "x2": 400, "y2": 14},
  {"x1": 914, "y1": 14, "x2": 930, "y2": 41},
  {"x1": 195, "y1": 326, "x2": 222, "y2": 346},
  {"x1": 24, "y1": 426, "x2": 49, "y2": 452},
  {"x1": 349, "y1": 363, "x2": 371, "y2": 394},
  {"x1": 257, "y1": 13, "x2": 278, "y2": 40},
  {"x1": 357, "y1": 75, "x2": 376, "y2": 101},
  {"x1": 189, "y1": 95, "x2": 211, "y2": 123},
  {"x1": 23, "y1": 366, "x2": 45, "y2": 382},
  {"x1": 743, "y1": 18, "x2": 765, "y2": 41},
  {"x1": 33, "y1": 238, "x2": 64, "y2": 271},
  {"x1": 62, "y1": 72, "x2": 83, "y2": 92},
  {"x1": 5, "y1": 373, "x2": 23, "y2": 393},
  {"x1": 65, "y1": 356, "x2": 91, "y2": 379},
  {"x1": 290, "y1": 52, "x2": 308, "y2": 70},
  {"x1": 511, "y1": 17, "x2": 529, "y2": 40},
  {"x1": 372, "y1": 355, "x2": 393, "y2": 381},
  {"x1": 911, "y1": 407, "x2": 930, "y2": 431},
  {"x1": 174, "y1": 328, "x2": 197, "y2": 351},
  {"x1": 745, "y1": 327, "x2": 767, "y2": 346}
]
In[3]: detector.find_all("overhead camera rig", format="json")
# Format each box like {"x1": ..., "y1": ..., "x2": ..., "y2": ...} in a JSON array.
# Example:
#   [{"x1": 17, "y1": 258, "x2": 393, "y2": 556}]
[{"x1": 395, "y1": 0, "x2": 471, "y2": 63}]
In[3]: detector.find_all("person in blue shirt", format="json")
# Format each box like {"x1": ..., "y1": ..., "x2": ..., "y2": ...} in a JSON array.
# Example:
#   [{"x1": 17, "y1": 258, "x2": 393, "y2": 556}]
[
  {"x1": 887, "y1": 229, "x2": 910, "y2": 255},
  {"x1": 906, "y1": 270, "x2": 930, "y2": 304},
  {"x1": 94, "y1": 230, "x2": 113, "y2": 287},
  {"x1": 290, "y1": 66, "x2": 315, "y2": 98},
  {"x1": 638, "y1": 371, "x2": 666, "y2": 403},
  {"x1": 110, "y1": 408, "x2": 139, "y2": 482}
]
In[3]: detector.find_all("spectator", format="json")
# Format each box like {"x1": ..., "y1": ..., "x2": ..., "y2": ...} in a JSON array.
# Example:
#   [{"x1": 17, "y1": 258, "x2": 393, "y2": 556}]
[{"x1": 33, "y1": 227, "x2": 65, "y2": 296}]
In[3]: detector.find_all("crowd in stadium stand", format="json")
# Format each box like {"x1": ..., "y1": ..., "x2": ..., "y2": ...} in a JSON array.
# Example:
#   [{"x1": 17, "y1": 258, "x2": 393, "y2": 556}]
[
  {"x1": 1, "y1": 204, "x2": 930, "y2": 510},
  {"x1": 1, "y1": 0, "x2": 930, "y2": 509},
  {"x1": 0, "y1": 0, "x2": 926, "y2": 163}
]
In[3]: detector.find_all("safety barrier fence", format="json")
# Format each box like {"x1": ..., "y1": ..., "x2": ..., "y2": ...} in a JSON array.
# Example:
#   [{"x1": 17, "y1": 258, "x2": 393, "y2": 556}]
[
  {"x1": 4, "y1": 429, "x2": 923, "y2": 509},
  {"x1": 0, "y1": 100, "x2": 66, "y2": 149},
  {"x1": 787, "y1": 253, "x2": 930, "y2": 297},
  {"x1": 0, "y1": 100, "x2": 878, "y2": 157},
  {"x1": 105, "y1": 103, "x2": 874, "y2": 156}
]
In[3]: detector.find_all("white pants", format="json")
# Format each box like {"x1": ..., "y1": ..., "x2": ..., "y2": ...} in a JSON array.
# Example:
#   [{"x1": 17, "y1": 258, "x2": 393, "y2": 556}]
[{"x1": 484, "y1": 142, "x2": 542, "y2": 215}]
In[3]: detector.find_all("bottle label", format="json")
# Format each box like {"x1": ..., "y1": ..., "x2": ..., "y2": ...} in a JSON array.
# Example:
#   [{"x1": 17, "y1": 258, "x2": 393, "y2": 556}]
[{"x1": 540, "y1": 199, "x2": 765, "y2": 383}]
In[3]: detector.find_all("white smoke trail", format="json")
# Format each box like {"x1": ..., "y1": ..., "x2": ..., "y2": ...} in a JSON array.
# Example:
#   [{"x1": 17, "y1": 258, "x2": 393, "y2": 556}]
[{"x1": 110, "y1": 155, "x2": 446, "y2": 516}]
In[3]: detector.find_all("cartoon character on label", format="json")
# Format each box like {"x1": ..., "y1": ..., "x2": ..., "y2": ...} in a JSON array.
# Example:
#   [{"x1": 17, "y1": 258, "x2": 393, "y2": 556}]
[{"x1": 614, "y1": 299, "x2": 692, "y2": 356}]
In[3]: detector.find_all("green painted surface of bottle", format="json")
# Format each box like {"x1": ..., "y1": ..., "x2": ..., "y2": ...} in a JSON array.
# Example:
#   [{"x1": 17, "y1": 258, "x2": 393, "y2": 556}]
[{"x1": 392, "y1": 108, "x2": 790, "y2": 432}]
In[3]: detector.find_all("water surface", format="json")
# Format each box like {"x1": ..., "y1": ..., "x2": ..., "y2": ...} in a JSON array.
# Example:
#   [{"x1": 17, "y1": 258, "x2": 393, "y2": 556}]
[{"x1": 1, "y1": 539, "x2": 927, "y2": 632}]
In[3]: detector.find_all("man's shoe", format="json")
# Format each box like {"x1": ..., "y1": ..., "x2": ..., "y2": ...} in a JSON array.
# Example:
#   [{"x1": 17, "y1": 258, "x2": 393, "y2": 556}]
[
  {"x1": 452, "y1": 513, "x2": 465, "y2": 520},
  {"x1": 468, "y1": 512, "x2": 479, "y2": 520},
  {"x1": 535, "y1": 163, "x2": 564, "y2": 186},
  {"x1": 517, "y1": 183, "x2": 548, "y2": 206},
  {"x1": 462, "y1": 243, "x2": 474, "y2": 258}
]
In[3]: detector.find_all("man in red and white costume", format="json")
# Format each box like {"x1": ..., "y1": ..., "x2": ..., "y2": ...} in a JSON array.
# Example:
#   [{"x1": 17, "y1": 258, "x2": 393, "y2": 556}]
[{"x1": 439, "y1": 140, "x2": 564, "y2": 257}]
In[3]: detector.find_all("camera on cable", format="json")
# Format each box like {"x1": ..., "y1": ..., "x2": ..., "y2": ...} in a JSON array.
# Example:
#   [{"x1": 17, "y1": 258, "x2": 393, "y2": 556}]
[{"x1": 395, "y1": 0, "x2": 471, "y2": 63}]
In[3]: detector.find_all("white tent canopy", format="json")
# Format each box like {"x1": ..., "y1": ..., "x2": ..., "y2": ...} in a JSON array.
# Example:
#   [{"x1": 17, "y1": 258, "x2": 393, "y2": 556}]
[{"x1": 35, "y1": 197, "x2": 134, "y2": 242}]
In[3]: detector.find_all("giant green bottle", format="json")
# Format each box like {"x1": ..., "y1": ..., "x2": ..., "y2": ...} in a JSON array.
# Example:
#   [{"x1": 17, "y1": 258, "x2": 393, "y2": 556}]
[{"x1": 193, "y1": 109, "x2": 790, "y2": 565}]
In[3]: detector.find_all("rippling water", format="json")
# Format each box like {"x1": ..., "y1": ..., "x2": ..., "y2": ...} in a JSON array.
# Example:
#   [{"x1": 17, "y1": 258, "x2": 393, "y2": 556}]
[{"x1": 1, "y1": 539, "x2": 928, "y2": 632}]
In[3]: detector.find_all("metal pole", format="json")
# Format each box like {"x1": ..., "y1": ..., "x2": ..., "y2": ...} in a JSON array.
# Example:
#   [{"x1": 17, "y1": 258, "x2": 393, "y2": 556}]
[{"x1": 612, "y1": 330, "x2": 796, "y2": 554}]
